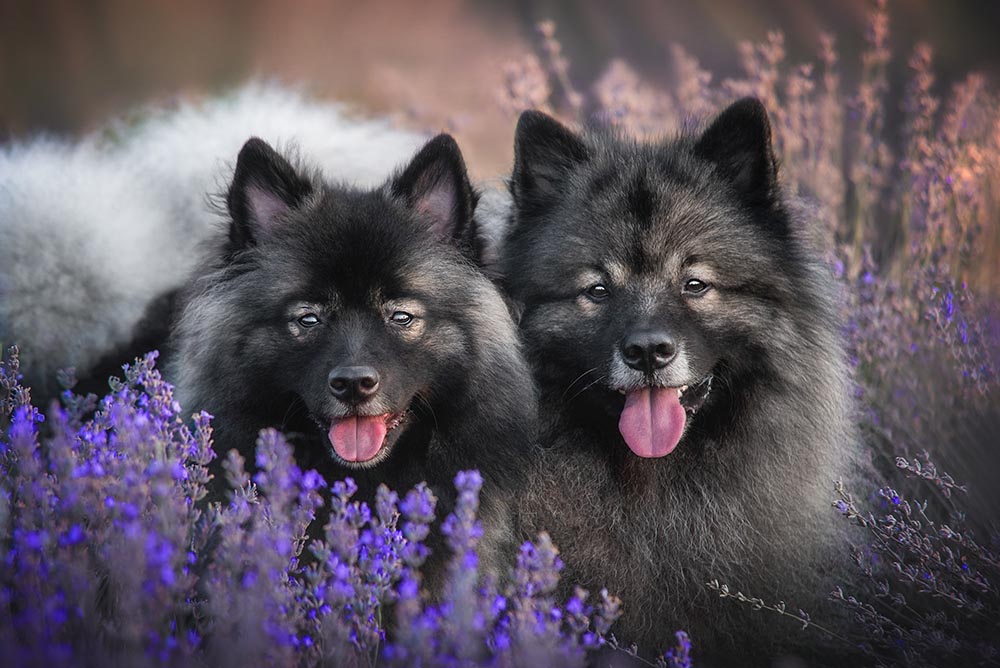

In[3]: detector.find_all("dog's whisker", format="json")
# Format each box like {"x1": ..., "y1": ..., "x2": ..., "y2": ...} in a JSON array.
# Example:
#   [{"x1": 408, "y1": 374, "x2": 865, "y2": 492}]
[
  {"x1": 567, "y1": 373, "x2": 608, "y2": 404},
  {"x1": 560, "y1": 367, "x2": 601, "y2": 403},
  {"x1": 414, "y1": 392, "x2": 439, "y2": 432},
  {"x1": 279, "y1": 400, "x2": 306, "y2": 431}
]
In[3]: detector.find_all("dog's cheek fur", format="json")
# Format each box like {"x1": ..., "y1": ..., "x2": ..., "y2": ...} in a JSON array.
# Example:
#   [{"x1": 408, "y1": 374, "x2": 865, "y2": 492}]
[
  {"x1": 692, "y1": 291, "x2": 781, "y2": 348},
  {"x1": 521, "y1": 300, "x2": 614, "y2": 384},
  {"x1": 409, "y1": 319, "x2": 468, "y2": 401}
]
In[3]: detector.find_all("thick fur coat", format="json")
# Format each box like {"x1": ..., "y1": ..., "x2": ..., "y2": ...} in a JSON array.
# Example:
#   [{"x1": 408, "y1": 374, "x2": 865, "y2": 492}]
[
  {"x1": 169, "y1": 134, "x2": 537, "y2": 578},
  {"x1": 501, "y1": 99, "x2": 873, "y2": 664}
]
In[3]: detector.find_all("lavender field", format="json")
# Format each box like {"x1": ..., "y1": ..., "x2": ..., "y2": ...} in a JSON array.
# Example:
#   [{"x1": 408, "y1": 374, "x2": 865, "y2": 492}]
[{"x1": 2, "y1": 2, "x2": 999, "y2": 666}]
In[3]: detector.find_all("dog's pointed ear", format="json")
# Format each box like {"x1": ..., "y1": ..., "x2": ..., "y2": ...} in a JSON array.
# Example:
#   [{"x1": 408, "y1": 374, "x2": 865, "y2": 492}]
[
  {"x1": 512, "y1": 110, "x2": 589, "y2": 204},
  {"x1": 694, "y1": 98, "x2": 777, "y2": 206},
  {"x1": 391, "y1": 133, "x2": 477, "y2": 253},
  {"x1": 227, "y1": 137, "x2": 313, "y2": 248}
]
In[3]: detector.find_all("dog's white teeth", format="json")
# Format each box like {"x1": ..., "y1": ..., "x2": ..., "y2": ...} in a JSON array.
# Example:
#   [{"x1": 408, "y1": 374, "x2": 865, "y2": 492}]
[
  {"x1": 618, "y1": 389, "x2": 626, "y2": 395},
  {"x1": 681, "y1": 385, "x2": 688, "y2": 392},
  {"x1": 676, "y1": 388, "x2": 683, "y2": 398}
]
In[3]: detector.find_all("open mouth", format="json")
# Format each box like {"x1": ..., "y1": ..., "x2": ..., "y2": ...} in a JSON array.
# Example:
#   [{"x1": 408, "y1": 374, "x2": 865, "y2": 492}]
[
  {"x1": 615, "y1": 375, "x2": 712, "y2": 458},
  {"x1": 325, "y1": 411, "x2": 408, "y2": 465}
]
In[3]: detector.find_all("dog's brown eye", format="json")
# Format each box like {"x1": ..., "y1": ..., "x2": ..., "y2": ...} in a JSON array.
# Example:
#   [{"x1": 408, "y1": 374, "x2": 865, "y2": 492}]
[
  {"x1": 585, "y1": 284, "x2": 609, "y2": 301},
  {"x1": 297, "y1": 313, "x2": 321, "y2": 327},
  {"x1": 390, "y1": 311, "x2": 414, "y2": 326},
  {"x1": 682, "y1": 279, "x2": 710, "y2": 295}
]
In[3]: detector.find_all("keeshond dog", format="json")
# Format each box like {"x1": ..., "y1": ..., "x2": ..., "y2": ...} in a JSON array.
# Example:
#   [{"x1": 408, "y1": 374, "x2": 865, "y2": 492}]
[
  {"x1": 502, "y1": 99, "x2": 872, "y2": 664},
  {"x1": 169, "y1": 133, "x2": 537, "y2": 576},
  {"x1": 0, "y1": 85, "x2": 426, "y2": 400}
]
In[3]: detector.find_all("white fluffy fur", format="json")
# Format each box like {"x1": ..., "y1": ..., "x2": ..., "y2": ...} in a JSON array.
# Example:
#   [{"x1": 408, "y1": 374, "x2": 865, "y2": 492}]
[
  {"x1": 0, "y1": 84, "x2": 427, "y2": 395},
  {"x1": 474, "y1": 183, "x2": 513, "y2": 273}
]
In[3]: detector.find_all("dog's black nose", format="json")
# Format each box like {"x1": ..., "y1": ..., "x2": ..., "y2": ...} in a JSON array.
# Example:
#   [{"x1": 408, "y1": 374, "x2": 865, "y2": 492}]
[
  {"x1": 621, "y1": 330, "x2": 676, "y2": 372},
  {"x1": 328, "y1": 366, "x2": 380, "y2": 403}
]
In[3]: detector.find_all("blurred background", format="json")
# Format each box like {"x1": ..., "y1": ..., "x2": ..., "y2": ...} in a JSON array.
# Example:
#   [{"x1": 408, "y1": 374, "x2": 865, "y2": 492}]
[{"x1": 1, "y1": 0, "x2": 998, "y2": 178}]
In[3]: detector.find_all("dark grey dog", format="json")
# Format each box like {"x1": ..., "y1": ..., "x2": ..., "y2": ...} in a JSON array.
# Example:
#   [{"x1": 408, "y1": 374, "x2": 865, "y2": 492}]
[
  {"x1": 502, "y1": 98, "x2": 872, "y2": 664},
  {"x1": 169, "y1": 134, "x2": 537, "y2": 578}
]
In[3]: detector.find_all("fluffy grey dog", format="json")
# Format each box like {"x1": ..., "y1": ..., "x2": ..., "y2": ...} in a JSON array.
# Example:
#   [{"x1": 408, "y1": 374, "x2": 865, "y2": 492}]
[
  {"x1": 167, "y1": 133, "x2": 537, "y2": 580},
  {"x1": 0, "y1": 85, "x2": 426, "y2": 398},
  {"x1": 500, "y1": 99, "x2": 873, "y2": 665}
]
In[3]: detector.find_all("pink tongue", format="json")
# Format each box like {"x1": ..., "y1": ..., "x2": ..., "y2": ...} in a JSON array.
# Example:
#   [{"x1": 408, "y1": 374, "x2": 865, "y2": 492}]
[
  {"x1": 618, "y1": 387, "x2": 686, "y2": 458},
  {"x1": 328, "y1": 416, "x2": 388, "y2": 463}
]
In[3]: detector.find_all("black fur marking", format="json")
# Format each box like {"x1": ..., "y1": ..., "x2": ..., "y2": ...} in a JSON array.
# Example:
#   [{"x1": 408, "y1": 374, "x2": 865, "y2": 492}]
[{"x1": 625, "y1": 174, "x2": 657, "y2": 227}]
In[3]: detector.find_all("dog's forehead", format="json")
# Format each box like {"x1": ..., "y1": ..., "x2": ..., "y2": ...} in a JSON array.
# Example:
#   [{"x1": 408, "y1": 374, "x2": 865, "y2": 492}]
[
  {"x1": 581, "y1": 157, "x2": 769, "y2": 280},
  {"x1": 272, "y1": 196, "x2": 433, "y2": 300},
  {"x1": 580, "y1": 175, "x2": 697, "y2": 271}
]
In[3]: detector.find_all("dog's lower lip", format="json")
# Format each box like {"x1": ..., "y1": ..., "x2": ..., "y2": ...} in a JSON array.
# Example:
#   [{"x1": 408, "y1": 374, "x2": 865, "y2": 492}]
[
  {"x1": 332, "y1": 410, "x2": 408, "y2": 430},
  {"x1": 614, "y1": 383, "x2": 692, "y2": 394},
  {"x1": 679, "y1": 376, "x2": 713, "y2": 413},
  {"x1": 613, "y1": 376, "x2": 713, "y2": 414},
  {"x1": 330, "y1": 410, "x2": 406, "y2": 424},
  {"x1": 384, "y1": 411, "x2": 407, "y2": 431}
]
